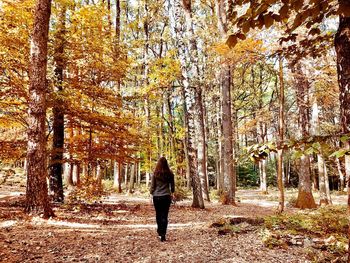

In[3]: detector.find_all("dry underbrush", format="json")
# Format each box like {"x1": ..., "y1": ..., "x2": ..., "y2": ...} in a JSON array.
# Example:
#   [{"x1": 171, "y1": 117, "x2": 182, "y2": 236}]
[{"x1": 262, "y1": 205, "x2": 348, "y2": 262}]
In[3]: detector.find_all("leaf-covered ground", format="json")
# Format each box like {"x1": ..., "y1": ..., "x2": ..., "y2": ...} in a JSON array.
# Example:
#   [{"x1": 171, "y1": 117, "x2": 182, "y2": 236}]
[{"x1": 0, "y1": 185, "x2": 347, "y2": 262}]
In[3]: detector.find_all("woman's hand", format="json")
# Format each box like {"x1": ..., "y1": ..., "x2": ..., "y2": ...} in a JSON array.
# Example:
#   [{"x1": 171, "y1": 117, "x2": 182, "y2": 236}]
[{"x1": 171, "y1": 193, "x2": 176, "y2": 204}]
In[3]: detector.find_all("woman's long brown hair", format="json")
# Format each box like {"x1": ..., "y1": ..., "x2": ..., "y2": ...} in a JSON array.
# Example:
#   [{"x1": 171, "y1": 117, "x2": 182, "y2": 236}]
[{"x1": 154, "y1": 157, "x2": 172, "y2": 179}]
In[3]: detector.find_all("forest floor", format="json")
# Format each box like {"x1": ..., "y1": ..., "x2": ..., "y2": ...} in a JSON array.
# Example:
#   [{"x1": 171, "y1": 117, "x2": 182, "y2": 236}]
[{"x1": 0, "y1": 178, "x2": 347, "y2": 262}]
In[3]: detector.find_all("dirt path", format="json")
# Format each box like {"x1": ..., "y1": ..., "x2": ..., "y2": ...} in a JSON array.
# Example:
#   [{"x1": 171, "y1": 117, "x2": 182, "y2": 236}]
[{"x1": 0, "y1": 188, "x2": 314, "y2": 263}]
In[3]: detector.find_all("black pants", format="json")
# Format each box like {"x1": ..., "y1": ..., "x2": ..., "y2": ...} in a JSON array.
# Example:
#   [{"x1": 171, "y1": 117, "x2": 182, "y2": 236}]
[{"x1": 153, "y1": 195, "x2": 171, "y2": 236}]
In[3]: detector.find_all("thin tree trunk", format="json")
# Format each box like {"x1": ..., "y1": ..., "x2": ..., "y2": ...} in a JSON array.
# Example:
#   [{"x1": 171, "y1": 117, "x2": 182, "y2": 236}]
[
  {"x1": 166, "y1": 88, "x2": 176, "y2": 162},
  {"x1": 74, "y1": 163, "x2": 81, "y2": 186},
  {"x1": 124, "y1": 164, "x2": 128, "y2": 190},
  {"x1": 196, "y1": 88, "x2": 210, "y2": 201},
  {"x1": 118, "y1": 162, "x2": 122, "y2": 193},
  {"x1": 310, "y1": 73, "x2": 330, "y2": 204},
  {"x1": 115, "y1": 0, "x2": 120, "y2": 41},
  {"x1": 128, "y1": 163, "x2": 135, "y2": 194},
  {"x1": 216, "y1": 0, "x2": 236, "y2": 204},
  {"x1": 336, "y1": 158, "x2": 345, "y2": 191},
  {"x1": 318, "y1": 154, "x2": 329, "y2": 205},
  {"x1": 221, "y1": 66, "x2": 236, "y2": 204},
  {"x1": 96, "y1": 162, "x2": 103, "y2": 190},
  {"x1": 25, "y1": 0, "x2": 53, "y2": 217},
  {"x1": 277, "y1": 57, "x2": 285, "y2": 213},
  {"x1": 324, "y1": 161, "x2": 332, "y2": 204},
  {"x1": 217, "y1": 100, "x2": 224, "y2": 192},
  {"x1": 257, "y1": 121, "x2": 267, "y2": 194},
  {"x1": 113, "y1": 160, "x2": 119, "y2": 188},
  {"x1": 183, "y1": 140, "x2": 191, "y2": 189},
  {"x1": 144, "y1": 99, "x2": 151, "y2": 188},
  {"x1": 260, "y1": 160, "x2": 267, "y2": 194},
  {"x1": 137, "y1": 162, "x2": 141, "y2": 186},
  {"x1": 49, "y1": 4, "x2": 66, "y2": 202},
  {"x1": 65, "y1": 118, "x2": 74, "y2": 186}
]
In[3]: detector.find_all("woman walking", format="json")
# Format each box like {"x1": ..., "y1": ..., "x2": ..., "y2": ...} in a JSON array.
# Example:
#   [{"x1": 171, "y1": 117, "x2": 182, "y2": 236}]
[{"x1": 150, "y1": 157, "x2": 175, "y2": 242}]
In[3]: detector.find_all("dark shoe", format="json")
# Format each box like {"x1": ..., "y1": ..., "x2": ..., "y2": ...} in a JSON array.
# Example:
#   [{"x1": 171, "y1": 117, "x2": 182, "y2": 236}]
[{"x1": 160, "y1": 235, "x2": 166, "y2": 242}]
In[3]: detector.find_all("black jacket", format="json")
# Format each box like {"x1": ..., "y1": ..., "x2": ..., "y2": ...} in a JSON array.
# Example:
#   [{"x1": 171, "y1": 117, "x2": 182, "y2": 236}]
[{"x1": 150, "y1": 172, "x2": 175, "y2": 196}]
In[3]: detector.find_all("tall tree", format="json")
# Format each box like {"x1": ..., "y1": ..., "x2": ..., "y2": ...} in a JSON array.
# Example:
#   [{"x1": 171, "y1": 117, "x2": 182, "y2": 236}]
[
  {"x1": 170, "y1": 0, "x2": 204, "y2": 208},
  {"x1": 334, "y1": 1, "x2": 350, "y2": 259},
  {"x1": 310, "y1": 80, "x2": 332, "y2": 205},
  {"x1": 196, "y1": 87, "x2": 210, "y2": 201},
  {"x1": 290, "y1": 62, "x2": 316, "y2": 209},
  {"x1": 25, "y1": 0, "x2": 53, "y2": 217},
  {"x1": 216, "y1": 0, "x2": 236, "y2": 204},
  {"x1": 49, "y1": 2, "x2": 66, "y2": 203},
  {"x1": 277, "y1": 57, "x2": 285, "y2": 212}
]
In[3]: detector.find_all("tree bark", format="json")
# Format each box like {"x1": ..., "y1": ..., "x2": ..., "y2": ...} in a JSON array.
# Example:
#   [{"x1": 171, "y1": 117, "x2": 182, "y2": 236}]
[
  {"x1": 334, "y1": 9, "x2": 350, "y2": 260},
  {"x1": 291, "y1": 62, "x2": 316, "y2": 209},
  {"x1": 221, "y1": 66, "x2": 236, "y2": 204},
  {"x1": 49, "y1": 4, "x2": 66, "y2": 203},
  {"x1": 277, "y1": 57, "x2": 285, "y2": 213},
  {"x1": 73, "y1": 163, "x2": 80, "y2": 186},
  {"x1": 124, "y1": 164, "x2": 128, "y2": 190},
  {"x1": 310, "y1": 74, "x2": 331, "y2": 205},
  {"x1": 196, "y1": 87, "x2": 210, "y2": 201},
  {"x1": 170, "y1": 0, "x2": 204, "y2": 208},
  {"x1": 324, "y1": 161, "x2": 332, "y2": 204},
  {"x1": 336, "y1": 158, "x2": 345, "y2": 191},
  {"x1": 113, "y1": 160, "x2": 119, "y2": 189},
  {"x1": 318, "y1": 154, "x2": 329, "y2": 205},
  {"x1": 25, "y1": 0, "x2": 53, "y2": 217},
  {"x1": 166, "y1": 88, "x2": 177, "y2": 165},
  {"x1": 257, "y1": 121, "x2": 267, "y2": 194},
  {"x1": 216, "y1": 99, "x2": 224, "y2": 192},
  {"x1": 216, "y1": 0, "x2": 236, "y2": 205},
  {"x1": 128, "y1": 163, "x2": 135, "y2": 194}
]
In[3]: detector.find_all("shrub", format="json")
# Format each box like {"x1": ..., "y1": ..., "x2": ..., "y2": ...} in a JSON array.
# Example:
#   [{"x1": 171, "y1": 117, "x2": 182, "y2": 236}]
[{"x1": 67, "y1": 176, "x2": 104, "y2": 203}]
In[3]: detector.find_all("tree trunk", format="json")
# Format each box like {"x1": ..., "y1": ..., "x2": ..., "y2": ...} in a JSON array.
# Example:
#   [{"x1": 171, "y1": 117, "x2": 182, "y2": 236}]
[
  {"x1": 166, "y1": 88, "x2": 176, "y2": 163},
  {"x1": 113, "y1": 160, "x2": 119, "y2": 188},
  {"x1": 74, "y1": 163, "x2": 81, "y2": 186},
  {"x1": 124, "y1": 164, "x2": 128, "y2": 190},
  {"x1": 324, "y1": 161, "x2": 332, "y2": 204},
  {"x1": 137, "y1": 162, "x2": 141, "y2": 186},
  {"x1": 128, "y1": 163, "x2": 135, "y2": 194},
  {"x1": 118, "y1": 162, "x2": 122, "y2": 193},
  {"x1": 65, "y1": 161, "x2": 74, "y2": 186},
  {"x1": 318, "y1": 154, "x2": 329, "y2": 205},
  {"x1": 336, "y1": 158, "x2": 345, "y2": 191},
  {"x1": 277, "y1": 58, "x2": 285, "y2": 212},
  {"x1": 257, "y1": 121, "x2": 267, "y2": 194},
  {"x1": 310, "y1": 76, "x2": 330, "y2": 205},
  {"x1": 221, "y1": 66, "x2": 236, "y2": 204},
  {"x1": 291, "y1": 62, "x2": 316, "y2": 209},
  {"x1": 25, "y1": 0, "x2": 53, "y2": 218},
  {"x1": 49, "y1": 4, "x2": 66, "y2": 203},
  {"x1": 296, "y1": 155, "x2": 317, "y2": 209},
  {"x1": 216, "y1": 0, "x2": 236, "y2": 204},
  {"x1": 96, "y1": 162, "x2": 103, "y2": 191},
  {"x1": 183, "y1": 139, "x2": 191, "y2": 189},
  {"x1": 216, "y1": 100, "x2": 224, "y2": 192},
  {"x1": 170, "y1": 0, "x2": 204, "y2": 207},
  {"x1": 335, "y1": 10, "x2": 350, "y2": 259},
  {"x1": 196, "y1": 87, "x2": 210, "y2": 201},
  {"x1": 260, "y1": 160, "x2": 267, "y2": 194},
  {"x1": 65, "y1": 117, "x2": 74, "y2": 186}
]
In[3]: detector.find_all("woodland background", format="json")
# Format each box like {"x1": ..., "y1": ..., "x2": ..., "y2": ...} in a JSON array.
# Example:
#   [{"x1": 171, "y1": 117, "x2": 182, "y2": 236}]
[{"x1": 1, "y1": 0, "x2": 350, "y2": 262}]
